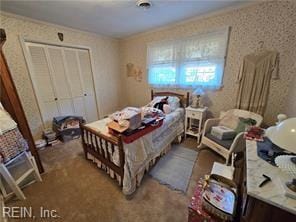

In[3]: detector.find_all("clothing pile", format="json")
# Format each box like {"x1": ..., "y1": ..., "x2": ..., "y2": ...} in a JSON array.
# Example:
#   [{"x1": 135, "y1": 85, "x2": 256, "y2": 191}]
[{"x1": 0, "y1": 107, "x2": 28, "y2": 163}]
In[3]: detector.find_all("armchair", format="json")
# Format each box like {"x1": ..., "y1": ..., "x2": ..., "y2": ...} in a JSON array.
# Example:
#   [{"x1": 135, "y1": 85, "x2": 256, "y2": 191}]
[{"x1": 198, "y1": 109, "x2": 263, "y2": 164}]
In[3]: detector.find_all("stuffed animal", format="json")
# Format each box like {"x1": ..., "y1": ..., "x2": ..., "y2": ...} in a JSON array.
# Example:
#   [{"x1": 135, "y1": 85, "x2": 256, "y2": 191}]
[{"x1": 153, "y1": 97, "x2": 169, "y2": 112}]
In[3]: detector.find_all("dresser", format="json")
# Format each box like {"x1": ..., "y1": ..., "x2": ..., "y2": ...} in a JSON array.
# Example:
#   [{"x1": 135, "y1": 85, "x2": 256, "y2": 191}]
[{"x1": 240, "y1": 140, "x2": 296, "y2": 221}]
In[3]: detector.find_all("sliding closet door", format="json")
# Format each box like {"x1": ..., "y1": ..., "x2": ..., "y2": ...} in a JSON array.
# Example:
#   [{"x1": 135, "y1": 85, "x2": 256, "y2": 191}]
[
  {"x1": 26, "y1": 43, "x2": 59, "y2": 127},
  {"x1": 77, "y1": 49, "x2": 98, "y2": 122},
  {"x1": 63, "y1": 48, "x2": 86, "y2": 118},
  {"x1": 46, "y1": 46, "x2": 74, "y2": 116}
]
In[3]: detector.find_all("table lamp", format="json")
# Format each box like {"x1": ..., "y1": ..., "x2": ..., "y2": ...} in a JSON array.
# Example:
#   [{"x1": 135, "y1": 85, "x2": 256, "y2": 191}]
[
  {"x1": 265, "y1": 117, "x2": 296, "y2": 199},
  {"x1": 191, "y1": 88, "x2": 205, "y2": 108}
]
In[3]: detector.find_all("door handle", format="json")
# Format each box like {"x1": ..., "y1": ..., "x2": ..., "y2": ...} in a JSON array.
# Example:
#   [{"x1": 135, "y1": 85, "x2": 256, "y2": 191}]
[
  {"x1": 54, "y1": 98, "x2": 58, "y2": 101},
  {"x1": 84, "y1": 94, "x2": 87, "y2": 96}
]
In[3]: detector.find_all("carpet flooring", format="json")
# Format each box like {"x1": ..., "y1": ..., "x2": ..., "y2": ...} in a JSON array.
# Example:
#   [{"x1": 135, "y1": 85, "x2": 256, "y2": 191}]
[{"x1": 6, "y1": 138, "x2": 223, "y2": 222}]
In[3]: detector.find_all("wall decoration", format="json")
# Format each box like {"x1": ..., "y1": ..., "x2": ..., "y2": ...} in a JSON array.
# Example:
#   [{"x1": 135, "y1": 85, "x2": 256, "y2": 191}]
[
  {"x1": 57, "y1": 32, "x2": 64, "y2": 41},
  {"x1": 126, "y1": 63, "x2": 143, "y2": 82}
]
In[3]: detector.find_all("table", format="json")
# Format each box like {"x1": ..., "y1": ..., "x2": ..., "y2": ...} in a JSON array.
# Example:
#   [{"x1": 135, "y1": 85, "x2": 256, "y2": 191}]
[
  {"x1": 241, "y1": 140, "x2": 296, "y2": 221},
  {"x1": 185, "y1": 106, "x2": 207, "y2": 143}
]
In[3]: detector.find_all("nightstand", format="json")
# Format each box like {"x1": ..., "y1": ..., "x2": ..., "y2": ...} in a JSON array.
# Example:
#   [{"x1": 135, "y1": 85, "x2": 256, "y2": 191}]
[{"x1": 185, "y1": 106, "x2": 207, "y2": 143}]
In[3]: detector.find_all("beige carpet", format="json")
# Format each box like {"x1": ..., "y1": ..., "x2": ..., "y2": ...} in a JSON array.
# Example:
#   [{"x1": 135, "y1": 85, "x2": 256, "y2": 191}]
[{"x1": 6, "y1": 138, "x2": 223, "y2": 222}]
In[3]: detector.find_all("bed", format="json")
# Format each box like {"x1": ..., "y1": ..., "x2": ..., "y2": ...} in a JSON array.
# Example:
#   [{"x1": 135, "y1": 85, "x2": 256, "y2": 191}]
[{"x1": 80, "y1": 90, "x2": 189, "y2": 196}]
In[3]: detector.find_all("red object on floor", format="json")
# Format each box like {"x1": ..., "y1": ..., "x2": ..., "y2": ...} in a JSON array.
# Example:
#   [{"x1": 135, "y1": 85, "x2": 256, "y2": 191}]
[{"x1": 188, "y1": 180, "x2": 222, "y2": 222}]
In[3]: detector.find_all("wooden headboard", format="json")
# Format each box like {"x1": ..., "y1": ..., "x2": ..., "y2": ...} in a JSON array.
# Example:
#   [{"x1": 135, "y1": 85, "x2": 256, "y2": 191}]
[{"x1": 151, "y1": 90, "x2": 189, "y2": 108}]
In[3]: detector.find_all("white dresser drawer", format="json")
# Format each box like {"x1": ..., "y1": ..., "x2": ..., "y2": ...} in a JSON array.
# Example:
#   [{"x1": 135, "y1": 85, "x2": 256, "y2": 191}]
[{"x1": 186, "y1": 110, "x2": 201, "y2": 119}]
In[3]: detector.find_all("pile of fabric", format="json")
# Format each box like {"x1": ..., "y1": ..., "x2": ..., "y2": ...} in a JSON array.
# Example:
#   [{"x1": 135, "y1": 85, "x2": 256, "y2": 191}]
[
  {"x1": 0, "y1": 107, "x2": 17, "y2": 135},
  {"x1": 0, "y1": 106, "x2": 28, "y2": 163}
]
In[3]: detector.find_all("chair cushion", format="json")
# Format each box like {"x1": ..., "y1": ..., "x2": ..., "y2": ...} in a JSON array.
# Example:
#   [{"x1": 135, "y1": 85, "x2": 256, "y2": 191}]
[
  {"x1": 205, "y1": 133, "x2": 234, "y2": 150},
  {"x1": 219, "y1": 114, "x2": 240, "y2": 130}
]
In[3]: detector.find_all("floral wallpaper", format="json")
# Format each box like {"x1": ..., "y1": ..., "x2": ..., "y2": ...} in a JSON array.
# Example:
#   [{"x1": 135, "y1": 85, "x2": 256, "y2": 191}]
[
  {"x1": 0, "y1": 13, "x2": 122, "y2": 138},
  {"x1": 120, "y1": 1, "x2": 296, "y2": 125},
  {"x1": 1, "y1": 1, "x2": 295, "y2": 140},
  {"x1": 285, "y1": 73, "x2": 296, "y2": 118}
]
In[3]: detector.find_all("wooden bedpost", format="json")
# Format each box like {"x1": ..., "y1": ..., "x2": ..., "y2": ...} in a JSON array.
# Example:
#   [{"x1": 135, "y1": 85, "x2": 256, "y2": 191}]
[
  {"x1": 0, "y1": 28, "x2": 44, "y2": 173},
  {"x1": 151, "y1": 89, "x2": 154, "y2": 100},
  {"x1": 186, "y1": 92, "x2": 190, "y2": 107}
]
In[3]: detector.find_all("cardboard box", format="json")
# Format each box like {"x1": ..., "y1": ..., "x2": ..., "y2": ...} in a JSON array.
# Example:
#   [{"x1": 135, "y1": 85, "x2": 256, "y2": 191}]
[{"x1": 211, "y1": 126, "x2": 236, "y2": 140}]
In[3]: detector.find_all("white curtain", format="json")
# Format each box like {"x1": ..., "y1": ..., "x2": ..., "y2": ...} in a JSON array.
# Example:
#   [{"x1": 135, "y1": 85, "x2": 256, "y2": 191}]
[{"x1": 147, "y1": 27, "x2": 229, "y2": 89}]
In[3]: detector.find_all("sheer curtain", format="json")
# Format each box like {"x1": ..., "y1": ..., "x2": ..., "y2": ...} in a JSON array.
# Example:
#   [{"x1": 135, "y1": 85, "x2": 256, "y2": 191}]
[{"x1": 147, "y1": 27, "x2": 229, "y2": 89}]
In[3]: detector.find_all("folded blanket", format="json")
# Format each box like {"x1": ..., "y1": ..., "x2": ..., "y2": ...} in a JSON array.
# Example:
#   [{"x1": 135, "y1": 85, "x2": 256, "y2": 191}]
[{"x1": 0, "y1": 108, "x2": 17, "y2": 135}]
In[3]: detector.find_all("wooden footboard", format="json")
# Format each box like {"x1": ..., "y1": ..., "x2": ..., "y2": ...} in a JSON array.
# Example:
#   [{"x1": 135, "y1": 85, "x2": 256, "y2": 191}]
[{"x1": 80, "y1": 124, "x2": 125, "y2": 186}]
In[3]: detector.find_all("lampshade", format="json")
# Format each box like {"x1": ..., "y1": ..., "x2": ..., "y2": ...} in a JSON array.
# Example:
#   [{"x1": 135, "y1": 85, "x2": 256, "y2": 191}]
[
  {"x1": 265, "y1": 117, "x2": 296, "y2": 153},
  {"x1": 192, "y1": 88, "x2": 205, "y2": 96}
]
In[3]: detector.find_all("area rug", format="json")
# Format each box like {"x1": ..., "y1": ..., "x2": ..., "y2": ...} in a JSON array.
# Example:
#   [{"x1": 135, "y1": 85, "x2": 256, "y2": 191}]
[{"x1": 149, "y1": 145, "x2": 198, "y2": 193}]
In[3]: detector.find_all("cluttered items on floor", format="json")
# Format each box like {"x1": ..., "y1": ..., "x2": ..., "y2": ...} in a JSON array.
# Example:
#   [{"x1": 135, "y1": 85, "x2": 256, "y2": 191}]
[
  {"x1": 188, "y1": 156, "x2": 237, "y2": 222},
  {"x1": 53, "y1": 116, "x2": 85, "y2": 142},
  {"x1": 43, "y1": 129, "x2": 59, "y2": 146},
  {"x1": 202, "y1": 174, "x2": 237, "y2": 221},
  {"x1": 188, "y1": 176, "x2": 237, "y2": 222}
]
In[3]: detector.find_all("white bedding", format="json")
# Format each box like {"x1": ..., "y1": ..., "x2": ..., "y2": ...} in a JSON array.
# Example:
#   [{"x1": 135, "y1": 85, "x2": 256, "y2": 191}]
[{"x1": 85, "y1": 108, "x2": 185, "y2": 195}]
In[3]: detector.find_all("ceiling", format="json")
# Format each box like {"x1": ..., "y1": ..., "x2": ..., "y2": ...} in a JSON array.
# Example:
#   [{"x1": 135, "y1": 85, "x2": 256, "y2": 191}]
[{"x1": 0, "y1": 0, "x2": 249, "y2": 38}]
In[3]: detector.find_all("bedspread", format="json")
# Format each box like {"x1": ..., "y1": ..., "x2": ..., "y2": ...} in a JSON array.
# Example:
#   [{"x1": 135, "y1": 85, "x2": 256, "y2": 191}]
[{"x1": 85, "y1": 108, "x2": 184, "y2": 195}]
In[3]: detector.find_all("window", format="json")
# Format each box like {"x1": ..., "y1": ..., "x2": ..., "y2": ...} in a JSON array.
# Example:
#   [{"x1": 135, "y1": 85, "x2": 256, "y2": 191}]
[{"x1": 147, "y1": 28, "x2": 229, "y2": 89}]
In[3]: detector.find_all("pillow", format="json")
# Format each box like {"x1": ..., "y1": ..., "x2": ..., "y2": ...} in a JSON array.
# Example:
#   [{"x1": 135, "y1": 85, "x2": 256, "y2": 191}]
[
  {"x1": 219, "y1": 115, "x2": 240, "y2": 130},
  {"x1": 147, "y1": 96, "x2": 165, "y2": 108},
  {"x1": 234, "y1": 117, "x2": 257, "y2": 134},
  {"x1": 163, "y1": 104, "x2": 171, "y2": 114},
  {"x1": 147, "y1": 96, "x2": 180, "y2": 111},
  {"x1": 167, "y1": 96, "x2": 180, "y2": 111}
]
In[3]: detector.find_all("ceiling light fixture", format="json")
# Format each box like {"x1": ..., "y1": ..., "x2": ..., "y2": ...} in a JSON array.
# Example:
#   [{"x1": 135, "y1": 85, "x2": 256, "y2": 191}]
[{"x1": 137, "y1": 0, "x2": 152, "y2": 10}]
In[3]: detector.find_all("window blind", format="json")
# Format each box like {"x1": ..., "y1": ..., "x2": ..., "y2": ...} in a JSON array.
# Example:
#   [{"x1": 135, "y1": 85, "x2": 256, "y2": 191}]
[{"x1": 147, "y1": 27, "x2": 229, "y2": 89}]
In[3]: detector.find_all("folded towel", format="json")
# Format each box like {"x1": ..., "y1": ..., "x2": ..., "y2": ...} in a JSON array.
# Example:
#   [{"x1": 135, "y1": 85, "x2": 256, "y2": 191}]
[{"x1": 0, "y1": 108, "x2": 17, "y2": 135}]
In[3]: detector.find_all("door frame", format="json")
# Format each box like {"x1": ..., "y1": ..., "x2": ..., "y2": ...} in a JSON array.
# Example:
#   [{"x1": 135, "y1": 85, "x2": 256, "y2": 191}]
[{"x1": 19, "y1": 36, "x2": 101, "y2": 126}]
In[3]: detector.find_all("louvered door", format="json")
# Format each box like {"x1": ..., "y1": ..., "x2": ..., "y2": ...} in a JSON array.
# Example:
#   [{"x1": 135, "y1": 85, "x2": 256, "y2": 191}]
[
  {"x1": 77, "y1": 49, "x2": 98, "y2": 122},
  {"x1": 46, "y1": 46, "x2": 75, "y2": 116},
  {"x1": 24, "y1": 42, "x2": 99, "y2": 127},
  {"x1": 63, "y1": 48, "x2": 87, "y2": 119},
  {"x1": 26, "y1": 43, "x2": 59, "y2": 128}
]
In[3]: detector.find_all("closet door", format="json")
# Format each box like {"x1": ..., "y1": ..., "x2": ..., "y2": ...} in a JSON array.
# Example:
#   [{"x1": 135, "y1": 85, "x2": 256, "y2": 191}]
[
  {"x1": 63, "y1": 48, "x2": 86, "y2": 118},
  {"x1": 26, "y1": 43, "x2": 59, "y2": 128},
  {"x1": 77, "y1": 49, "x2": 98, "y2": 122},
  {"x1": 46, "y1": 46, "x2": 74, "y2": 116}
]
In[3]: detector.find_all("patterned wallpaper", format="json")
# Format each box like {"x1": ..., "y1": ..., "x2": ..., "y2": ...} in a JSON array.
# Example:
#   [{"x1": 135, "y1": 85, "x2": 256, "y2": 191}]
[
  {"x1": 1, "y1": 1, "x2": 295, "y2": 140},
  {"x1": 0, "y1": 13, "x2": 122, "y2": 138},
  {"x1": 120, "y1": 1, "x2": 296, "y2": 125},
  {"x1": 285, "y1": 73, "x2": 296, "y2": 118}
]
